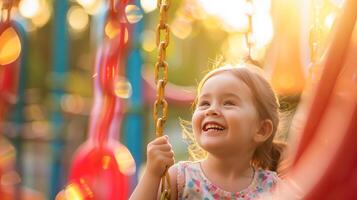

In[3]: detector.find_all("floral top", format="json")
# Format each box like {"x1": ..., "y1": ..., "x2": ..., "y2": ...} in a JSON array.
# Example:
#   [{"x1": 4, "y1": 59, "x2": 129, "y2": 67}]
[{"x1": 176, "y1": 161, "x2": 279, "y2": 200}]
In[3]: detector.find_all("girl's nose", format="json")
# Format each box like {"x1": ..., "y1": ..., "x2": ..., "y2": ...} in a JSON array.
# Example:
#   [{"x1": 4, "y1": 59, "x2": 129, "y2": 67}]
[{"x1": 205, "y1": 105, "x2": 220, "y2": 116}]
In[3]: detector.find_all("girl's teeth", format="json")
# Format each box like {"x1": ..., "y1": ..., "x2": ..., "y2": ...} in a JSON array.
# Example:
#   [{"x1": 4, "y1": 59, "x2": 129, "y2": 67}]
[{"x1": 204, "y1": 124, "x2": 224, "y2": 131}]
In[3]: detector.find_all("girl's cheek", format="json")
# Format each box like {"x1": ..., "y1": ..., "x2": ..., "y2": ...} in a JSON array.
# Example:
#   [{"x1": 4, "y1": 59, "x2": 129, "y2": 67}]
[{"x1": 192, "y1": 112, "x2": 200, "y2": 128}]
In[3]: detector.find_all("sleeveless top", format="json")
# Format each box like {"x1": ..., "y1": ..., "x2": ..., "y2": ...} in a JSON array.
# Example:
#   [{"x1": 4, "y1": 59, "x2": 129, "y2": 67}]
[{"x1": 176, "y1": 161, "x2": 279, "y2": 200}]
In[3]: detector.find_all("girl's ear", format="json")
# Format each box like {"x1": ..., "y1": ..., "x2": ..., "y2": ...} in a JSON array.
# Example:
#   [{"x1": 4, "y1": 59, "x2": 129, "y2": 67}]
[{"x1": 254, "y1": 119, "x2": 273, "y2": 143}]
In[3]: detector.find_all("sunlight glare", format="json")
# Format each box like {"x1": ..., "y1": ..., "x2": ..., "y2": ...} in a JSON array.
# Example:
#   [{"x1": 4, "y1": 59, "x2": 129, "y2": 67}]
[
  {"x1": 252, "y1": 13, "x2": 274, "y2": 47},
  {"x1": 19, "y1": 0, "x2": 40, "y2": 18},
  {"x1": 141, "y1": 0, "x2": 156, "y2": 13},
  {"x1": 31, "y1": 0, "x2": 52, "y2": 28}
]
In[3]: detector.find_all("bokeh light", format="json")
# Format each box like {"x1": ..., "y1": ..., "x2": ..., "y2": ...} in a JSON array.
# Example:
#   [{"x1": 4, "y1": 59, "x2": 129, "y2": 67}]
[
  {"x1": 61, "y1": 94, "x2": 85, "y2": 114},
  {"x1": 105, "y1": 20, "x2": 120, "y2": 39},
  {"x1": 19, "y1": 0, "x2": 41, "y2": 18},
  {"x1": 114, "y1": 77, "x2": 132, "y2": 99},
  {"x1": 104, "y1": 20, "x2": 129, "y2": 43},
  {"x1": 140, "y1": 0, "x2": 156, "y2": 13},
  {"x1": 67, "y1": 6, "x2": 89, "y2": 33},
  {"x1": 171, "y1": 17, "x2": 192, "y2": 39},
  {"x1": 77, "y1": 0, "x2": 96, "y2": 7},
  {"x1": 77, "y1": 0, "x2": 103, "y2": 15},
  {"x1": 31, "y1": 0, "x2": 52, "y2": 28},
  {"x1": 0, "y1": 27, "x2": 21, "y2": 65},
  {"x1": 125, "y1": 5, "x2": 143, "y2": 24}
]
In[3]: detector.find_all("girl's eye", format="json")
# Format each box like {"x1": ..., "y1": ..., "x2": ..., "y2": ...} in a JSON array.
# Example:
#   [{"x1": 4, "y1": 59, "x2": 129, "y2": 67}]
[
  {"x1": 224, "y1": 101, "x2": 236, "y2": 106},
  {"x1": 198, "y1": 101, "x2": 210, "y2": 107}
]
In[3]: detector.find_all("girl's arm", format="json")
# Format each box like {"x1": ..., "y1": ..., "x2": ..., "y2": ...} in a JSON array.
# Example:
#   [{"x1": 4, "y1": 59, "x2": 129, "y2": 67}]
[
  {"x1": 129, "y1": 136, "x2": 175, "y2": 200},
  {"x1": 129, "y1": 170, "x2": 162, "y2": 200},
  {"x1": 168, "y1": 165, "x2": 178, "y2": 200}
]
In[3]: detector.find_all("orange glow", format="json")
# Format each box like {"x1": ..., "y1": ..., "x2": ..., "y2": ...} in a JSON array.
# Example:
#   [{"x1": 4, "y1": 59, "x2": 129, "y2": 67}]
[
  {"x1": 105, "y1": 20, "x2": 128, "y2": 42},
  {"x1": 65, "y1": 183, "x2": 85, "y2": 200},
  {"x1": 268, "y1": 0, "x2": 306, "y2": 95},
  {"x1": 272, "y1": 70, "x2": 304, "y2": 95},
  {"x1": 102, "y1": 155, "x2": 111, "y2": 170},
  {"x1": 0, "y1": 27, "x2": 21, "y2": 66},
  {"x1": 115, "y1": 144, "x2": 136, "y2": 176}
]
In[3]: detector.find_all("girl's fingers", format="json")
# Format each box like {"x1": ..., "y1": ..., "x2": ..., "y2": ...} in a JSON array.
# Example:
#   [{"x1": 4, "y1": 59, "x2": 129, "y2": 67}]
[
  {"x1": 159, "y1": 156, "x2": 175, "y2": 167},
  {"x1": 160, "y1": 150, "x2": 174, "y2": 158},
  {"x1": 147, "y1": 146, "x2": 173, "y2": 158},
  {"x1": 152, "y1": 143, "x2": 172, "y2": 151},
  {"x1": 150, "y1": 135, "x2": 169, "y2": 145},
  {"x1": 147, "y1": 144, "x2": 173, "y2": 159}
]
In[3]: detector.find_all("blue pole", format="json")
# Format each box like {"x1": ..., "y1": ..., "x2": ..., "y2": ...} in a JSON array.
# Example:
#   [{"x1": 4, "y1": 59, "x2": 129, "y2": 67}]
[
  {"x1": 49, "y1": 0, "x2": 68, "y2": 199},
  {"x1": 124, "y1": 1, "x2": 145, "y2": 192}
]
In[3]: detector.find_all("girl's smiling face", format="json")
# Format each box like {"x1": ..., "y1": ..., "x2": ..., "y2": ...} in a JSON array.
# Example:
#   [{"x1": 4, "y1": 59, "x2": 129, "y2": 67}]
[{"x1": 192, "y1": 71, "x2": 261, "y2": 156}]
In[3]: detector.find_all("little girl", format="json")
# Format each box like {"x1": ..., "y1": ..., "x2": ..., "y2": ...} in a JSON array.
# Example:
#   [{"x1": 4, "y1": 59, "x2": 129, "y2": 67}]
[{"x1": 130, "y1": 63, "x2": 286, "y2": 200}]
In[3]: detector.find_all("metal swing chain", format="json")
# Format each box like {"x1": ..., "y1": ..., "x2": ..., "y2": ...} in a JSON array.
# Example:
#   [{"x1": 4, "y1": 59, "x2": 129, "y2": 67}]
[
  {"x1": 153, "y1": 0, "x2": 171, "y2": 199},
  {"x1": 245, "y1": 0, "x2": 254, "y2": 62},
  {"x1": 244, "y1": 0, "x2": 261, "y2": 66}
]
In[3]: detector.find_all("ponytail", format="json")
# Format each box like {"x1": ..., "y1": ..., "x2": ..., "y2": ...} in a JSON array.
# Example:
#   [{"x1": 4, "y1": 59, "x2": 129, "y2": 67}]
[
  {"x1": 270, "y1": 141, "x2": 288, "y2": 176},
  {"x1": 251, "y1": 140, "x2": 288, "y2": 177}
]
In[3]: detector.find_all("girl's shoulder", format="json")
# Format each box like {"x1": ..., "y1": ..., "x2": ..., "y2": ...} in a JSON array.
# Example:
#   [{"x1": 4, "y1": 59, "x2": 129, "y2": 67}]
[
  {"x1": 173, "y1": 160, "x2": 200, "y2": 168},
  {"x1": 173, "y1": 160, "x2": 204, "y2": 198},
  {"x1": 253, "y1": 168, "x2": 280, "y2": 192},
  {"x1": 173, "y1": 160, "x2": 202, "y2": 176}
]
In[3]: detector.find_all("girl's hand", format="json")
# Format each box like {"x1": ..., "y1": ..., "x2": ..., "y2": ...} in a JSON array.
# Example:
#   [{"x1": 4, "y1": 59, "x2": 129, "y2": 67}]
[{"x1": 146, "y1": 135, "x2": 175, "y2": 178}]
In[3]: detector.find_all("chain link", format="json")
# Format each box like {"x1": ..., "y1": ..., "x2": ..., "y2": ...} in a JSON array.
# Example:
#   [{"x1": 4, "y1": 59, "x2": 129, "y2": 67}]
[
  {"x1": 154, "y1": 0, "x2": 171, "y2": 199},
  {"x1": 244, "y1": 0, "x2": 256, "y2": 64}
]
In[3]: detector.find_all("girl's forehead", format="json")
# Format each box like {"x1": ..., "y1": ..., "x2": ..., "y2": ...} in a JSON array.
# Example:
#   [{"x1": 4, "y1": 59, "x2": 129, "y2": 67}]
[{"x1": 199, "y1": 72, "x2": 252, "y2": 96}]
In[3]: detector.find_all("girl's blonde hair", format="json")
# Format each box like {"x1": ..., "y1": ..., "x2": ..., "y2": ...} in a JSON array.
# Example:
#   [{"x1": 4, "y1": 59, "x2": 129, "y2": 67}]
[{"x1": 184, "y1": 62, "x2": 286, "y2": 173}]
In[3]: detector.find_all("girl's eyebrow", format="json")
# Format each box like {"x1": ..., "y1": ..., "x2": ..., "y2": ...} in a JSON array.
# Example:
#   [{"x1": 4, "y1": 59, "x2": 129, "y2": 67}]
[
  {"x1": 222, "y1": 93, "x2": 242, "y2": 101},
  {"x1": 198, "y1": 93, "x2": 241, "y2": 100},
  {"x1": 198, "y1": 93, "x2": 211, "y2": 99}
]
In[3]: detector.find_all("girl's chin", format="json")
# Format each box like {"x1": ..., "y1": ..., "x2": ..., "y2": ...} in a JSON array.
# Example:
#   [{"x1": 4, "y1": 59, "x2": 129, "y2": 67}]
[{"x1": 197, "y1": 138, "x2": 226, "y2": 151}]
